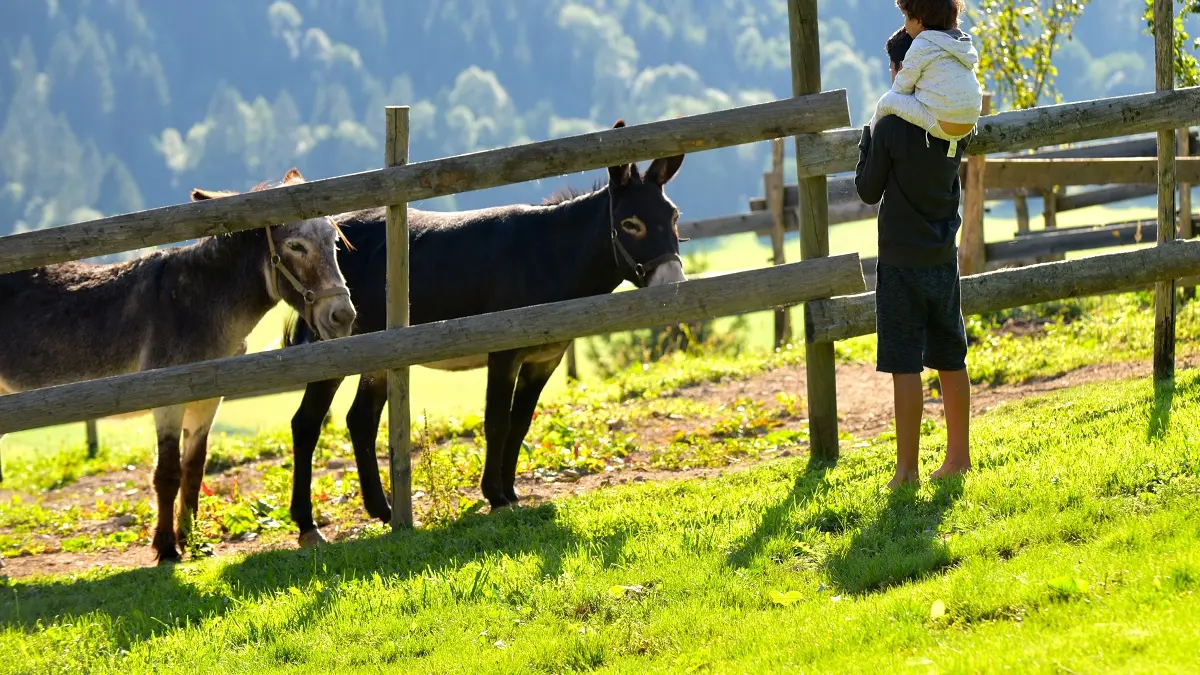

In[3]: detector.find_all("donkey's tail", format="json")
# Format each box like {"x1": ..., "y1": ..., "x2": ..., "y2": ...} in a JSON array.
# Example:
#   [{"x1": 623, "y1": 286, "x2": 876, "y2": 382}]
[{"x1": 281, "y1": 312, "x2": 314, "y2": 349}]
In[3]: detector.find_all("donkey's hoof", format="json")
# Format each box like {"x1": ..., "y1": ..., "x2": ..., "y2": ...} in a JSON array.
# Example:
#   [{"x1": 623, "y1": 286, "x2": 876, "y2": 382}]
[
  {"x1": 156, "y1": 553, "x2": 181, "y2": 567},
  {"x1": 298, "y1": 529, "x2": 328, "y2": 548}
]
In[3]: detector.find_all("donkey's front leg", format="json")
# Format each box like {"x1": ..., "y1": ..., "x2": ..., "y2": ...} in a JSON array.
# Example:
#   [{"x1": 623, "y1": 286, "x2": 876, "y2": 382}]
[
  {"x1": 290, "y1": 377, "x2": 344, "y2": 548},
  {"x1": 177, "y1": 397, "x2": 222, "y2": 549},
  {"x1": 151, "y1": 405, "x2": 187, "y2": 564},
  {"x1": 481, "y1": 352, "x2": 521, "y2": 510}
]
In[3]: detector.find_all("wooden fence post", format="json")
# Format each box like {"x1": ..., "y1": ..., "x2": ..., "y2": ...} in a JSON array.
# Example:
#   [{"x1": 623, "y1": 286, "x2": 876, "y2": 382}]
[
  {"x1": 1154, "y1": 0, "x2": 1177, "y2": 383},
  {"x1": 1179, "y1": 126, "x2": 1195, "y2": 299},
  {"x1": 960, "y1": 93, "x2": 991, "y2": 275},
  {"x1": 1014, "y1": 190, "x2": 1031, "y2": 235},
  {"x1": 564, "y1": 342, "x2": 579, "y2": 381},
  {"x1": 385, "y1": 105, "x2": 414, "y2": 530},
  {"x1": 766, "y1": 138, "x2": 792, "y2": 349},
  {"x1": 787, "y1": 0, "x2": 838, "y2": 461},
  {"x1": 1039, "y1": 186, "x2": 1061, "y2": 263},
  {"x1": 85, "y1": 420, "x2": 99, "y2": 459}
]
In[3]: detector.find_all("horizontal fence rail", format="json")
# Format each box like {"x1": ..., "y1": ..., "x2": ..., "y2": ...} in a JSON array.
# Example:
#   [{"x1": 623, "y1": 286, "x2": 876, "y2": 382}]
[
  {"x1": 748, "y1": 132, "x2": 1199, "y2": 213},
  {"x1": 794, "y1": 87, "x2": 1200, "y2": 178},
  {"x1": 0, "y1": 91, "x2": 850, "y2": 275},
  {"x1": 804, "y1": 240, "x2": 1200, "y2": 344},
  {"x1": 982, "y1": 157, "x2": 1200, "y2": 189},
  {"x1": 0, "y1": 254, "x2": 866, "y2": 433}
]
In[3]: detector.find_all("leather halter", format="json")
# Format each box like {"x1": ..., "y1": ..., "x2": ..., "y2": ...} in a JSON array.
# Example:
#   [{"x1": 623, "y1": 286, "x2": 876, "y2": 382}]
[
  {"x1": 263, "y1": 221, "x2": 351, "y2": 330},
  {"x1": 608, "y1": 187, "x2": 682, "y2": 287}
]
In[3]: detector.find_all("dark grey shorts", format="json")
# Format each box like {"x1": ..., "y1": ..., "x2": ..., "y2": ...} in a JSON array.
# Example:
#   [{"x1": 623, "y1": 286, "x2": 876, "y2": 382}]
[{"x1": 875, "y1": 259, "x2": 968, "y2": 374}]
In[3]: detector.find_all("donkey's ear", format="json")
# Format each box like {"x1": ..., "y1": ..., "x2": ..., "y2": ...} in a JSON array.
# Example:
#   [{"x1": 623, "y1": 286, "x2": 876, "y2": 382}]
[
  {"x1": 647, "y1": 154, "x2": 685, "y2": 186},
  {"x1": 607, "y1": 119, "x2": 635, "y2": 186},
  {"x1": 191, "y1": 189, "x2": 218, "y2": 201},
  {"x1": 608, "y1": 163, "x2": 633, "y2": 187},
  {"x1": 282, "y1": 167, "x2": 305, "y2": 184}
]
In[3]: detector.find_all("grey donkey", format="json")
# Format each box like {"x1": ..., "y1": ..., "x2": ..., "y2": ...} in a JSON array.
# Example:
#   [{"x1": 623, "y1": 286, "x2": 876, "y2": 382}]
[{"x1": 0, "y1": 168, "x2": 357, "y2": 564}]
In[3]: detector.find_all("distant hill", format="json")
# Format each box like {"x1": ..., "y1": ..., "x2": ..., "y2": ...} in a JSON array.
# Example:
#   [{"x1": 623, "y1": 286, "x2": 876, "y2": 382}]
[{"x1": 0, "y1": 0, "x2": 1186, "y2": 250}]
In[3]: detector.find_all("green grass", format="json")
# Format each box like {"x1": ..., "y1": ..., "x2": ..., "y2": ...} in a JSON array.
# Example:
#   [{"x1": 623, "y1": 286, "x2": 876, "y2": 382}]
[{"x1": 3, "y1": 368, "x2": 1200, "y2": 672}]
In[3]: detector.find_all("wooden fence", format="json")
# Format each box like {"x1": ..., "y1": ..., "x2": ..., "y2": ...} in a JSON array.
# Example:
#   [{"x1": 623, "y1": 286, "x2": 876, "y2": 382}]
[
  {"x1": 0, "y1": 84, "x2": 858, "y2": 525},
  {"x1": 3, "y1": 0, "x2": 1197, "y2": 516}
]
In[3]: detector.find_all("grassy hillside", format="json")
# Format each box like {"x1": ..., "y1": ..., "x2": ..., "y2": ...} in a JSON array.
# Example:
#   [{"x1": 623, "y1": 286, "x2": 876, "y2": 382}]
[{"x1": 3, "y1": 370, "x2": 1199, "y2": 672}]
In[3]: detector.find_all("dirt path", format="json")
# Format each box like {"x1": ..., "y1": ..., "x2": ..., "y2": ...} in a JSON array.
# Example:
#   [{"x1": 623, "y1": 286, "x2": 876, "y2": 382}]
[{"x1": 1, "y1": 358, "x2": 1181, "y2": 581}]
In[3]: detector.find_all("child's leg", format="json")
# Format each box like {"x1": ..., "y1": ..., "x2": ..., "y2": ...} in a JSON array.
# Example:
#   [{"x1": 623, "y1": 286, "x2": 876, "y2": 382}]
[
  {"x1": 874, "y1": 90, "x2": 939, "y2": 134},
  {"x1": 932, "y1": 369, "x2": 972, "y2": 478},
  {"x1": 874, "y1": 262, "x2": 928, "y2": 489},
  {"x1": 891, "y1": 373, "x2": 924, "y2": 488}
]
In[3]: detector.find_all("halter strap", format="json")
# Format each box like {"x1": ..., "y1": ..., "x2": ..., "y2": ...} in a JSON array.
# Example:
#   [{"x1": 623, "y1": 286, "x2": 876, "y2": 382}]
[
  {"x1": 263, "y1": 223, "x2": 351, "y2": 330},
  {"x1": 607, "y1": 188, "x2": 682, "y2": 287}
]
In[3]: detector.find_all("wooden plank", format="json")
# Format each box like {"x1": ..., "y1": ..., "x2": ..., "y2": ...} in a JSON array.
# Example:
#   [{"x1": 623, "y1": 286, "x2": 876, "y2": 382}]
[
  {"x1": 1154, "y1": 0, "x2": 1177, "y2": 383},
  {"x1": 766, "y1": 138, "x2": 791, "y2": 348},
  {"x1": 85, "y1": 420, "x2": 99, "y2": 459},
  {"x1": 0, "y1": 255, "x2": 867, "y2": 434},
  {"x1": 1181, "y1": 129, "x2": 1194, "y2": 240},
  {"x1": 752, "y1": 134, "x2": 1199, "y2": 216},
  {"x1": 806, "y1": 240, "x2": 1200, "y2": 344},
  {"x1": 1180, "y1": 127, "x2": 1195, "y2": 299},
  {"x1": 961, "y1": 94, "x2": 992, "y2": 275},
  {"x1": 0, "y1": 91, "x2": 852, "y2": 275},
  {"x1": 676, "y1": 212, "x2": 773, "y2": 240},
  {"x1": 1014, "y1": 190, "x2": 1031, "y2": 233},
  {"x1": 1041, "y1": 186, "x2": 1064, "y2": 263},
  {"x1": 980, "y1": 157, "x2": 1200, "y2": 189},
  {"x1": 564, "y1": 341, "x2": 578, "y2": 380},
  {"x1": 787, "y1": 0, "x2": 838, "y2": 461},
  {"x1": 1057, "y1": 184, "x2": 1157, "y2": 212},
  {"x1": 987, "y1": 218, "x2": 1160, "y2": 260},
  {"x1": 385, "y1": 106, "x2": 413, "y2": 531},
  {"x1": 794, "y1": 87, "x2": 1200, "y2": 178},
  {"x1": 1025, "y1": 132, "x2": 1196, "y2": 159}
]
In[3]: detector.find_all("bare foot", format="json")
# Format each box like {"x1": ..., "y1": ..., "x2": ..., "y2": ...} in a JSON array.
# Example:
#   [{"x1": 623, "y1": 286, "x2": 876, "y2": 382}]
[
  {"x1": 930, "y1": 461, "x2": 971, "y2": 480},
  {"x1": 886, "y1": 471, "x2": 920, "y2": 490}
]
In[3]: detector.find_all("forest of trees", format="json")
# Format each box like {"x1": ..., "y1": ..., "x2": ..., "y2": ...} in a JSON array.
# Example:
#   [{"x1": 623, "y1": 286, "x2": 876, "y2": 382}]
[{"x1": 0, "y1": 0, "x2": 1185, "y2": 256}]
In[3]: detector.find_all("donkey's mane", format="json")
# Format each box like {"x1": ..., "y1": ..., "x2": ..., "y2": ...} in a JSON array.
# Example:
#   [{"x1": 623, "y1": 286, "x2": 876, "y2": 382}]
[{"x1": 541, "y1": 177, "x2": 609, "y2": 207}]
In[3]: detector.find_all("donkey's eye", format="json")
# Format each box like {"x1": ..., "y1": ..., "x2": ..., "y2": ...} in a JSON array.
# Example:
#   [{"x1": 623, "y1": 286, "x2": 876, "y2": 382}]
[
  {"x1": 620, "y1": 217, "x2": 646, "y2": 236},
  {"x1": 287, "y1": 241, "x2": 309, "y2": 255}
]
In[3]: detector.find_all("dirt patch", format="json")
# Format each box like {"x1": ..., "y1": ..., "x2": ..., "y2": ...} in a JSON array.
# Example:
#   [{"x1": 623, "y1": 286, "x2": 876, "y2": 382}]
[{"x1": 2, "y1": 358, "x2": 1188, "y2": 581}]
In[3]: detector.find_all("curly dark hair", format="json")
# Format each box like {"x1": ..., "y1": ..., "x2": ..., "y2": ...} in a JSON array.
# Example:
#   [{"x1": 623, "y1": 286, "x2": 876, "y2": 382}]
[
  {"x1": 896, "y1": 0, "x2": 963, "y2": 31},
  {"x1": 885, "y1": 27, "x2": 914, "y2": 67}
]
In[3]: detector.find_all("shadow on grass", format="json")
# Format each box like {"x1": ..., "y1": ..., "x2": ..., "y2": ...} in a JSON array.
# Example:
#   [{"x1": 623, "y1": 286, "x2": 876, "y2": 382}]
[
  {"x1": 0, "y1": 502, "x2": 615, "y2": 648},
  {"x1": 1149, "y1": 377, "x2": 1175, "y2": 441},
  {"x1": 725, "y1": 454, "x2": 833, "y2": 569},
  {"x1": 821, "y1": 476, "x2": 965, "y2": 595}
]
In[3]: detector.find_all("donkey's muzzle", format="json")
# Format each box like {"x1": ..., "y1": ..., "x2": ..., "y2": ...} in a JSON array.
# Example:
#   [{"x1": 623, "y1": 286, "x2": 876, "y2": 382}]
[
  {"x1": 646, "y1": 259, "x2": 687, "y2": 287},
  {"x1": 313, "y1": 291, "x2": 357, "y2": 340}
]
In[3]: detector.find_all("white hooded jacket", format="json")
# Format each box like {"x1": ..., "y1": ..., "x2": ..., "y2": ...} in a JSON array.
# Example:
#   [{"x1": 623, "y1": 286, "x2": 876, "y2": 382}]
[{"x1": 890, "y1": 28, "x2": 983, "y2": 126}]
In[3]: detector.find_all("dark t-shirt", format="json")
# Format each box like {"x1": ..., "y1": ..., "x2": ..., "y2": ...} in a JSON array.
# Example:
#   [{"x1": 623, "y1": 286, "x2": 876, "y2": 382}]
[{"x1": 854, "y1": 114, "x2": 971, "y2": 268}]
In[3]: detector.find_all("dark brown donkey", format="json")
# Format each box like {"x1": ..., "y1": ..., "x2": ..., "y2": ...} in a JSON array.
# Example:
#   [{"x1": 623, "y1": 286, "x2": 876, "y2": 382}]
[
  {"x1": 283, "y1": 125, "x2": 687, "y2": 547},
  {"x1": 0, "y1": 168, "x2": 357, "y2": 563}
]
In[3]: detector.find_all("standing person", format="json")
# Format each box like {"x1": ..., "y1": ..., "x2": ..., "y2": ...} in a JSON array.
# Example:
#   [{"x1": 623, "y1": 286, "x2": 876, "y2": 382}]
[
  {"x1": 870, "y1": 0, "x2": 983, "y2": 159},
  {"x1": 856, "y1": 27, "x2": 973, "y2": 489}
]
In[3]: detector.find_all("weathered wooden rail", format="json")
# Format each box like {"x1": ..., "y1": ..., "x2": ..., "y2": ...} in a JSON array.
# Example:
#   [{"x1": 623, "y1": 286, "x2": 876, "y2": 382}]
[
  {"x1": 806, "y1": 240, "x2": 1200, "y2": 344},
  {"x1": 793, "y1": 88, "x2": 1200, "y2": 179},
  {"x1": 0, "y1": 255, "x2": 866, "y2": 433},
  {"x1": 0, "y1": 90, "x2": 851, "y2": 275}
]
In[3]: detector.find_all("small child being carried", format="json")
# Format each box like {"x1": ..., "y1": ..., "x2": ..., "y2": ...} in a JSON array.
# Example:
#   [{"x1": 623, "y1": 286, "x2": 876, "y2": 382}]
[{"x1": 870, "y1": 0, "x2": 983, "y2": 156}]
